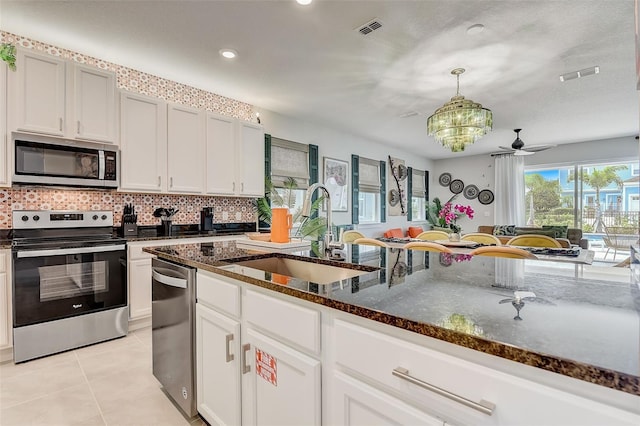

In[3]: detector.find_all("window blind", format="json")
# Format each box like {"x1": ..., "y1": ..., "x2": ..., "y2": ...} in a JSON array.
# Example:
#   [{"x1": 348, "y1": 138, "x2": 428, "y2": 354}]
[
  {"x1": 270, "y1": 137, "x2": 309, "y2": 188},
  {"x1": 359, "y1": 157, "x2": 380, "y2": 193},
  {"x1": 412, "y1": 169, "x2": 425, "y2": 197}
]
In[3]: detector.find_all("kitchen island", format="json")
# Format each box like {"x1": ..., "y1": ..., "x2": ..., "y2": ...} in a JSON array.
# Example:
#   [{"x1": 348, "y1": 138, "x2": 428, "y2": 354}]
[{"x1": 145, "y1": 240, "x2": 640, "y2": 425}]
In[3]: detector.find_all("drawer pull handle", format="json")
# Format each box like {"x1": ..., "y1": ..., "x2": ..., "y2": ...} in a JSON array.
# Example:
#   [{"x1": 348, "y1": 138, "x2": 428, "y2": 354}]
[
  {"x1": 392, "y1": 367, "x2": 495, "y2": 416},
  {"x1": 225, "y1": 334, "x2": 234, "y2": 363},
  {"x1": 242, "y1": 343, "x2": 251, "y2": 374}
]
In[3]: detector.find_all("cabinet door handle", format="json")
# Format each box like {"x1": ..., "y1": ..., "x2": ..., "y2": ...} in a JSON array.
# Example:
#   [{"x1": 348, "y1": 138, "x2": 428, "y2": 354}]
[
  {"x1": 170, "y1": 177, "x2": 173, "y2": 188},
  {"x1": 59, "y1": 118, "x2": 63, "y2": 131},
  {"x1": 77, "y1": 120, "x2": 81, "y2": 134},
  {"x1": 242, "y1": 343, "x2": 251, "y2": 374},
  {"x1": 392, "y1": 367, "x2": 495, "y2": 416},
  {"x1": 158, "y1": 176, "x2": 161, "y2": 187},
  {"x1": 225, "y1": 334, "x2": 234, "y2": 363},
  {"x1": 232, "y1": 182, "x2": 235, "y2": 191},
  {"x1": 241, "y1": 182, "x2": 244, "y2": 192}
]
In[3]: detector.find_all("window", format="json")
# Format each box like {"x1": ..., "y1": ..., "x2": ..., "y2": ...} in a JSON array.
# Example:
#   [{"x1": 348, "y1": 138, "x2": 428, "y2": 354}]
[
  {"x1": 525, "y1": 160, "x2": 637, "y2": 234},
  {"x1": 410, "y1": 168, "x2": 426, "y2": 221},
  {"x1": 269, "y1": 137, "x2": 310, "y2": 225},
  {"x1": 358, "y1": 157, "x2": 381, "y2": 224}
]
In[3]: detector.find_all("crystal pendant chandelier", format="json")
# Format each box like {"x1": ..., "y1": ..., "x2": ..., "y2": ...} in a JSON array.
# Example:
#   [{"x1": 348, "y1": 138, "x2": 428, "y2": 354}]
[{"x1": 427, "y1": 68, "x2": 493, "y2": 152}]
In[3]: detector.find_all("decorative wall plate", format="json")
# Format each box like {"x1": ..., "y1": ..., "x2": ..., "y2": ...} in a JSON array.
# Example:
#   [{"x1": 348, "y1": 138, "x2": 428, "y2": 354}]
[
  {"x1": 438, "y1": 172, "x2": 452, "y2": 186},
  {"x1": 449, "y1": 179, "x2": 464, "y2": 194},
  {"x1": 463, "y1": 184, "x2": 479, "y2": 199},
  {"x1": 393, "y1": 164, "x2": 408, "y2": 181},
  {"x1": 478, "y1": 189, "x2": 495, "y2": 205},
  {"x1": 389, "y1": 189, "x2": 400, "y2": 206}
]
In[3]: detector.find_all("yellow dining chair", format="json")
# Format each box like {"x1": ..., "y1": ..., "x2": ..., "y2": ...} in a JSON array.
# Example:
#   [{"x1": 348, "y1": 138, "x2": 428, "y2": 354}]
[
  {"x1": 415, "y1": 230, "x2": 450, "y2": 241},
  {"x1": 506, "y1": 234, "x2": 562, "y2": 248},
  {"x1": 342, "y1": 230, "x2": 365, "y2": 243},
  {"x1": 469, "y1": 246, "x2": 538, "y2": 259},
  {"x1": 353, "y1": 237, "x2": 389, "y2": 247},
  {"x1": 461, "y1": 233, "x2": 502, "y2": 246},
  {"x1": 402, "y1": 241, "x2": 453, "y2": 253}
]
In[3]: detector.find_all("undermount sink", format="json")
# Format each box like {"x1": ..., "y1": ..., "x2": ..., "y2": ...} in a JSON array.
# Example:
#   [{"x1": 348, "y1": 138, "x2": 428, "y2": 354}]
[{"x1": 235, "y1": 257, "x2": 372, "y2": 285}]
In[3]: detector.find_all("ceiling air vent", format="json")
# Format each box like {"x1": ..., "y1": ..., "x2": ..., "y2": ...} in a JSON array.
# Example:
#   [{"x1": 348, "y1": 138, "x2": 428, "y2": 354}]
[
  {"x1": 356, "y1": 19, "x2": 383, "y2": 36},
  {"x1": 559, "y1": 66, "x2": 599, "y2": 82}
]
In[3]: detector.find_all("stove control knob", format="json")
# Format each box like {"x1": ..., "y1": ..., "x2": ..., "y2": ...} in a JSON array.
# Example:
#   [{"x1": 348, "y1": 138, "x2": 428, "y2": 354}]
[
  {"x1": 92, "y1": 215, "x2": 99, "y2": 221},
  {"x1": 33, "y1": 215, "x2": 40, "y2": 221},
  {"x1": 21, "y1": 215, "x2": 28, "y2": 222},
  {"x1": 101, "y1": 214, "x2": 108, "y2": 220}
]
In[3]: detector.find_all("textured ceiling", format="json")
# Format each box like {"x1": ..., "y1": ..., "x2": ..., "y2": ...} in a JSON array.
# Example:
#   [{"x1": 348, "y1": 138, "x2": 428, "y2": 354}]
[{"x1": 1, "y1": 0, "x2": 637, "y2": 159}]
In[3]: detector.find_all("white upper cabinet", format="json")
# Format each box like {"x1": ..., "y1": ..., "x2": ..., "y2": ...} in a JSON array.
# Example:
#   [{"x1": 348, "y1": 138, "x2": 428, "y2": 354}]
[
  {"x1": 72, "y1": 63, "x2": 116, "y2": 142},
  {"x1": 11, "y1": 49, "x2": 66, "y2": 137},
  {"x1": 0, "y1": 62, "x2": 8, "y2": 187},
  {"x1": 237, "y1": 121, "x2": 265, "y2": 197},
  {"x1": 167, "y1": 103, "x2": 205, "y2": 194},
  {"x1": 9, "y1": 49, "x2": 117, "y2": 144},
  {"x1": 205, "y1": 113, "x2": 264, "y2": 197},
  {"x1": 119, "y1": 91, "x2": 167, "y2": 192},
  {"x1": 205, "y1": 112, "x2": 236, "y2": 195}
]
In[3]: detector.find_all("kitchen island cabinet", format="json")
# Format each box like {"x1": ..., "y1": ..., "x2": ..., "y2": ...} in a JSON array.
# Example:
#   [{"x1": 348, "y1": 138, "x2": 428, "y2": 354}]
[
  {"x1": 145, "y1": 241, "x2": 640, "y2": 425},
  {"x1": 196, "y1": 270, "x2": 321, "y2": 426},
  {"x1": 9, "y1": 49, "x2": 117, "y2": 143}
]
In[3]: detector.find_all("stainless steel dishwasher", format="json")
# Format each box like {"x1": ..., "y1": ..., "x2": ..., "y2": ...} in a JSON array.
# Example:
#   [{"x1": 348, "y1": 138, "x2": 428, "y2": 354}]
[{"x1": 151, "y1": 258, "x2": 197, "y2": 419}]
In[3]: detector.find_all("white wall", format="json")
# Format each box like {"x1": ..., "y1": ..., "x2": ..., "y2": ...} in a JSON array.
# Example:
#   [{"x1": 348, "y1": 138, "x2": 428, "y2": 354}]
[
  {"x1": 257, "y1": 108, "x2": 434, "y2": 237},
  {"x1": 430, "y1": 135, "x2": 639, "y2": 231},
  {"x1": 432, "y1": 156, "x2": 496, "y2": 231}
]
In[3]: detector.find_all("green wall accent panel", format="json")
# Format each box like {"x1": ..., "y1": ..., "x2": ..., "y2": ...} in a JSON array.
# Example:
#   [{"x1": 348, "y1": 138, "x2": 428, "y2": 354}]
[
  {"x1": 407, "y1": 166, "x2": 413, "y2": 221},
  {"x1": 380, "y1": 160, "x2": 386, "y2": 223},
  {"x1": 351, "y1": 154, "x2": 359, "y2": 225}
]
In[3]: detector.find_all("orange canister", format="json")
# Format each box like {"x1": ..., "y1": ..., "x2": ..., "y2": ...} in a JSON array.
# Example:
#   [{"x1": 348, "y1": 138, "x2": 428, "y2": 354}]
[{"x1": 271, "y1": 207, "x2": 292, "y2": 243}]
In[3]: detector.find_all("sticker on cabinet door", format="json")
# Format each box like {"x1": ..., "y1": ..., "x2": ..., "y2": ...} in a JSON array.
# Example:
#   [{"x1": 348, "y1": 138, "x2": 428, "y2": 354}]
[{"x1": 255, "y1": 348, "x2": 277, "y2": 386}]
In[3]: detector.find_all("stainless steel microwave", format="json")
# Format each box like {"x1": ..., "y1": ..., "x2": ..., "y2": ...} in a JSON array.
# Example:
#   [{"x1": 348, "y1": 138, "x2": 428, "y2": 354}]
[{"x1": 13, "y1": 139, "x2": 119, "y2": 188}]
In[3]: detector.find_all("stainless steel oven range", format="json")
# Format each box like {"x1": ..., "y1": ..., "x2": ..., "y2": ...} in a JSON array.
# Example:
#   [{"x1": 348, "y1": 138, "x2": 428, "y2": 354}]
[{"x1": 11, "y1": 210, "x2": 128, "y2": 363}]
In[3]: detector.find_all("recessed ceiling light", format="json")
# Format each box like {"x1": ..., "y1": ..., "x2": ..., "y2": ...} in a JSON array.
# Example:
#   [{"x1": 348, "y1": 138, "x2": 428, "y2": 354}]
[
  {"x1": 466, "y1": 24, "x2": 485, "y2": 35},
  {"x1": 296, "y1": 0, "x2": 312, "y2": 5},
  {"x1": 219, "y1": 49, "x2": 237, "y2": 59}
]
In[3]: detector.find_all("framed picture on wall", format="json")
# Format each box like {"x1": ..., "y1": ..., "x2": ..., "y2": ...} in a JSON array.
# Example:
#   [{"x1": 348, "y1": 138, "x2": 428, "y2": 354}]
[{"x1": 323, "y1": 157, "x2": 349, "y2": 211}]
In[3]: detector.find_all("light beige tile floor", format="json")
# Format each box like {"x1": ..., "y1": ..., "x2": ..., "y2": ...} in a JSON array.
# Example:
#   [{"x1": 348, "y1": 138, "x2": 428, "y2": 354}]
[{"x1": 0, "y1": 327, "x2": 205, "y2": 426}]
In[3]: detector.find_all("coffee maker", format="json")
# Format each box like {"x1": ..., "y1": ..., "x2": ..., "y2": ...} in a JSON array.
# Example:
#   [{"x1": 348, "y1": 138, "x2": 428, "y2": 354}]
[{"x1": 200, "y1": 207, "x2": 214, "y2": 231}]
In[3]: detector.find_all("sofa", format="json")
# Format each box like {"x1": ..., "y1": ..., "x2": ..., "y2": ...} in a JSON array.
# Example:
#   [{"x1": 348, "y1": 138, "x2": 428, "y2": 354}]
[{"x1": 477, "y1": 225, "x2": 589, "y2": 249}]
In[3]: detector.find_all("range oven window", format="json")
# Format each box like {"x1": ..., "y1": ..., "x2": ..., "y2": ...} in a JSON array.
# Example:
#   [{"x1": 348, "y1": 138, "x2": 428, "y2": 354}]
[{"x1": 38, "y1": 260, "x2": 109, "y2": 302}]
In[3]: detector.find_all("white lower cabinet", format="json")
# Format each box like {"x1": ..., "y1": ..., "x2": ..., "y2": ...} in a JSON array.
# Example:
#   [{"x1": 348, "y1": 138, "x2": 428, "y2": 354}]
[
  {"x1": 196, "y1": 302, "x2": 242, "y2": 426},
  {"x1": 332, "y1": 318, "x2": 640, "y2": 426},
  {"x1": 195, "y1": 270, "x2": 640, "y2": 426},
  {"x1": 0, "y1": 250, "x2": 12, "y2": 353},
  {"x1": 196, "y1": 271, "x2": 321, "y2": 426},
  {"x1": 331, "y1": 371, "x2": 443, "y2": 426},
  {"x1": 241, "y1": 327, "x2": 321, "y2": 426}
]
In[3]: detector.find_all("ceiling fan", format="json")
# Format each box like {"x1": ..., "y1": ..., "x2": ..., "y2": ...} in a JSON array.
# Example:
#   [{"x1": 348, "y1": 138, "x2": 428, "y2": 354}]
[{"x1": 497, "y1": 129, "x2": 555, "y2": 156}]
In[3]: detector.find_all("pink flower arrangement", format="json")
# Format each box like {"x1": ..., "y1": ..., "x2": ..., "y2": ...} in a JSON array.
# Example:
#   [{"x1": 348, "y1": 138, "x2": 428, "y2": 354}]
[
  {"x1": 439, "y1": 252, "x2": 474, "y2": 266},
  {"x1": 438, "y1": 202, "x2": 474, "y2": 233}
]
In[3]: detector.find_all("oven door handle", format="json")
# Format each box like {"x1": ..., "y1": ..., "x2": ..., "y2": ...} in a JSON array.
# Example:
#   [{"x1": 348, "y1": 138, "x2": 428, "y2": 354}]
[
  {"x1": 16, "y1": 244, "x2": 126, "y2": 258},
  {"x1": 152, "y1": 269, "x2": 188, "y2": 289}
]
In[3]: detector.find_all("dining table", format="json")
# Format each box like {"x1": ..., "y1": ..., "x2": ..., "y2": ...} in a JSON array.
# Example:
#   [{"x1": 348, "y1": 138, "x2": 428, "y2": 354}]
[{"x1": 374, "y1": 237, "x2": 596, "y2": 264}]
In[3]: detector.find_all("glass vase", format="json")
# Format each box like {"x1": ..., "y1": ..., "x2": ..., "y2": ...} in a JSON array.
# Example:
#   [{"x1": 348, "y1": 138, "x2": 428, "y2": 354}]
[{"x1": 449, "y1": 232, "x2": 461, "y2": 242}]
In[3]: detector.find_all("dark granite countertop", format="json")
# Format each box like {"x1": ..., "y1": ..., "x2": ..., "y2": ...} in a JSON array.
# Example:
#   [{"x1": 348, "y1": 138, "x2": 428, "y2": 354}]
[{"x1": 144, "y1": 240, "x2": 640, "y2": 397}]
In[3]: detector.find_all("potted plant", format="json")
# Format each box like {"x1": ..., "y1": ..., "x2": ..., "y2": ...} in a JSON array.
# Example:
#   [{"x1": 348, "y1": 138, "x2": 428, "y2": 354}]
[
  {"x1": 0, "y1": 43, "x2": 16, "y2": 71},
  {"x1": 427, "y1": 195, "x2": 457, "y2": 232}
]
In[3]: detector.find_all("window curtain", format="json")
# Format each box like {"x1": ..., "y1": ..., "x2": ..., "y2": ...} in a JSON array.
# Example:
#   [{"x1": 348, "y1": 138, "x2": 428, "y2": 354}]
[{"x1": 494, "y1": 154, "x2": 525, "y2": 225}]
